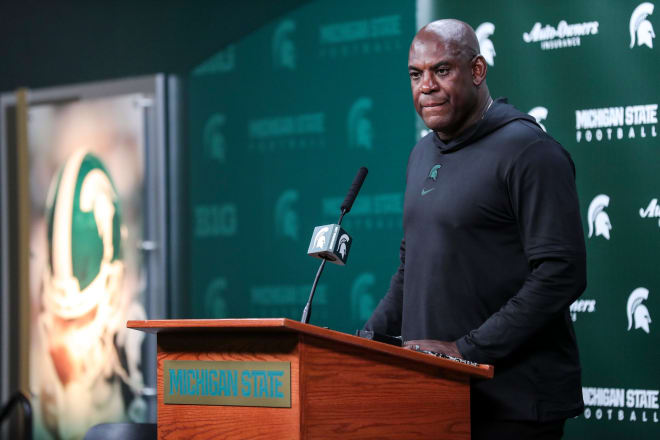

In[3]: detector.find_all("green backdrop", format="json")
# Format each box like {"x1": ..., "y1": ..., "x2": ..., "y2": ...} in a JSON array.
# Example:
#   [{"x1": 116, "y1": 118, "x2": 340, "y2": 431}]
[{"x1": 188, "y1": 1, "x2": 658, "y2": 438}]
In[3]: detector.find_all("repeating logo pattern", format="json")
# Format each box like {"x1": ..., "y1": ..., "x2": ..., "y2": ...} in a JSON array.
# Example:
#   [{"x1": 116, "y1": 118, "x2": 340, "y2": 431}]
[
  {"x1": 528, "y1": 106, "x2": 548, "y2": 132},
  {"x1": 639, "y1": 198, "x2": 660, "y2": 227},
  {"x1": 273, "y1": 20, "x2": 297, "y2": 69},
  {"x1": 475, "y1": 22, "x2": 496, "y2": 66},
  {"x1": 630, "y1": 3, "x2": 656, "y2": 49},
  {"x1": 319, "y1": 15, "x2": 403, "y2": 58},
  {"x1": 347, "y1": 98, "x2": 374, "y2": 149},
  {"x1": 575, "y1": 103, "x2": 658, "y2": 142},
  {"x1": 522, "y1": 19, "x2": 599, "y2": 50},
  {"x1": 203, "y1": 114, "x2": 227, "y2": 163},
  {"x1": 350, "y1": 273, "x2": 376, "y2": 323},
  {"x1": 587, "y1": 194, "x2": 612, "y2": 240},
  {"x1": 188, "y1": 5, "x2": 660, "y2": 439},
  {"x1": 274, "y1": 190, "x2": 299, "y2": 240},
  {"x1": 627, "y1": 287, "x2": 652, "y2": 334}
]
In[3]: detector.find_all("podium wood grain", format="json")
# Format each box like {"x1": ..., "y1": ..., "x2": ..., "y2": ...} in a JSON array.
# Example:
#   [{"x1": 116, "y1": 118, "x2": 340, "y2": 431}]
[{"x1": 129, "y1": 318, "x2": 493, "y2": 439}]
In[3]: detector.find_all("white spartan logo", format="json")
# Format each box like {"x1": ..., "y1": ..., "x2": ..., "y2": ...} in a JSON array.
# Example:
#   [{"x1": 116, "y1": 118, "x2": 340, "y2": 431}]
[
  {"x1": 627, "y1": 287, "x2": 652, "y2": 334},
  {"x1": 587, "y1": 194, "x2": 612, "y2": 240},
  {"x1": 475, "y1": 22, "x2": 496, "y2": 66},
  {"x1": 337, "y1": 234, "x2": 350, "y2": 259},
  {"x1": 528, "y1": 107, "x2": 548, "y2": 132},
  {"x1": 630, "y1": 2, "x2": 656, "y2": 48},
  {"x1": 314, "y1": 227, "x2": 330, "y2": 249}
]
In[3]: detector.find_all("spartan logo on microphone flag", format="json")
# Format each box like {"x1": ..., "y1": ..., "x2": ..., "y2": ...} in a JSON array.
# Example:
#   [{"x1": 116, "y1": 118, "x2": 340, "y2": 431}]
[{"x1": 307, "y1": 224, "x2": 352, "y2": 265}]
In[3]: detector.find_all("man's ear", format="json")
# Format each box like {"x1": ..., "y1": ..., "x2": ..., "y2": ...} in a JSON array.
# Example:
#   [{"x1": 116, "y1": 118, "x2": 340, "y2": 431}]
[{"x1": 472, "y1": 55, "x2": 487, "y2": 86}]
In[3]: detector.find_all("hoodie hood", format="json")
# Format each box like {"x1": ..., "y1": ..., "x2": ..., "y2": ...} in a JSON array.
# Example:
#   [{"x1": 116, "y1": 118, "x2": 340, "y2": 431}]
[{"x1": 432, "y1": 98, "x2": 540, "y2": 153}]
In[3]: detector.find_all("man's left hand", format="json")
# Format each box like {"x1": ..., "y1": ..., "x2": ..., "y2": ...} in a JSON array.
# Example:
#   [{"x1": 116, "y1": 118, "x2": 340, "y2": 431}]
[{"x1": 404, "y1": 340, "x2": 463, "y2": 359}]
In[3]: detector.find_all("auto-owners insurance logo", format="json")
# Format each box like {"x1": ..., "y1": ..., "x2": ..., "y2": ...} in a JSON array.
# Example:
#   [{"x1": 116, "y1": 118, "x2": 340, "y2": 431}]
[{"x1": 522, "y1": 18, "x2": 599, "y2": 50}]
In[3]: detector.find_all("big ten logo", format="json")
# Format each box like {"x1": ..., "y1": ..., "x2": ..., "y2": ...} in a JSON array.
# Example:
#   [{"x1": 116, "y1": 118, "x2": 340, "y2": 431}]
[
  {"x1": 527, "y1": 106, "x2": 548, "y2": 132},
  {"x1": 570, "y1": 299, "x2": 596, "y2": 322},
  {"x1": 630, "y1": 3, "x2": 655, "y2": 49},
  {"x1": 318, "y1": 15, "x2": 403, "y2": 58},
  {"x1": 203, "y1": 114, "x2": 227, "y2": 164},
  {"x1": 587, "y1": 194, "x2": 612, "y2": 240},
  {"x1": 272, "y1": 19, "x2": 296, "y2": 70},
  {"x1": 249, "y1": 284, "x2": 328, "y2": 320},
  {"x1": 350, "y1": 273, "x2": 376, "y2": 325},
  {"x1": 274, "y1": 190, "x2": 299, "y2": 240},
  {"x1": 347, "y1": 98, "x2": 373, "y2": 150},
  {"x1": 193, "y1": 44, "x2": 236, "y2": 76},
  {"x1": 627, "y1": 287, "x2": 652, "y2": 334},
  {"x1": 475, "y1": 22, "x2": 496, "y2": 66},
  {"x1": 575, "y1": 104, "x2": 658, "y2": 143},
  {"x1": 322, "y1": 192, "x2": 403, "y2": 230},
  {"x1": 195, "y1": 203, "x2": 238, "y2": 238},
  {"x1": 248, "y1": 112, "x2": 326, "y2": 152},
  {"x1": 203, "y1": 277, "x2": 229, "y2": 318}
]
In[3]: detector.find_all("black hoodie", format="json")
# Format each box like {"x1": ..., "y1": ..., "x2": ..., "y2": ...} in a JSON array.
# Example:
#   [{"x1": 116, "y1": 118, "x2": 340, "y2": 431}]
[{"x1": 365, "y1": 98, "x2": 587, "y2": 422}]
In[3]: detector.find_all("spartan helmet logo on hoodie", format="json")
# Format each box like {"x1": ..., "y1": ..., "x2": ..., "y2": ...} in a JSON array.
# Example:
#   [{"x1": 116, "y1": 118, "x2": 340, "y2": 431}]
[
  {"x1": 44, "y1": 149, "x2": 124, "y2": 319},
  {"x1": 587, "y1": 194, "x2": 612, "y2": 240}
]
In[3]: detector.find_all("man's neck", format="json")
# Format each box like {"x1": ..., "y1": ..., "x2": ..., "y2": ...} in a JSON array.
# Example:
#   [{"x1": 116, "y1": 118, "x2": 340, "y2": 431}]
[{"x1": 435, "y1": 93, "x2": 493, "y2": 142}]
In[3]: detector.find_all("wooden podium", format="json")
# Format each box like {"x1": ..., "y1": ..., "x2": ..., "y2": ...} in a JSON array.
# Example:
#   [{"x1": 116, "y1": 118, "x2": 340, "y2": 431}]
[{"x1": 128, "y1": 318, "x2": 493, "y2": 440}]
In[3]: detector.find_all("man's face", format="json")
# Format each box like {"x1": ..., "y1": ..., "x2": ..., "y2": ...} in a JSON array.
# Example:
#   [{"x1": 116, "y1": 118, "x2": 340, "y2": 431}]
[{"x1": 408, "y1": 34, "x2": 478, "y2": 137}]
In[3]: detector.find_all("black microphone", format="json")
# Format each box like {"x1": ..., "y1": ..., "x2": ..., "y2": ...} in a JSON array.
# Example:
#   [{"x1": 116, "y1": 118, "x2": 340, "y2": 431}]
[
  {"x1": 340, "y1": 167, "x2": 368, "y2": 215},
  {"x1": 301, "y1": 167, "x2": 368, "y2": 324}
]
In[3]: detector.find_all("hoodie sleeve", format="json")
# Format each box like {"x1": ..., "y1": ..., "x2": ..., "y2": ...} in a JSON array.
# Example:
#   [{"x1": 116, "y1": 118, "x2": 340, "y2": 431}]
[
  {"x1": 363, "y1": 238, "x2": 405, "y2": 336},
  {"x1": 456, "y1": 138, "x2": 587, "y2": 364}
]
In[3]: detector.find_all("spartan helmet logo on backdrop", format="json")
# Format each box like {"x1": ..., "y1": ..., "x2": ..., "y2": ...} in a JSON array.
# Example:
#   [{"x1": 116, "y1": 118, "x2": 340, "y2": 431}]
[
  {"x1": 630, "y1": 2, "x2": 656, "y2": 48},
  {"x1": 274, "y1": 190, "x2": 299, "y2": 240},
  {"x1": 204, "y1": 277, "x2": 229, "y2": 318},
  {"x1": 350, "y1": 272, "x2": 376, "y2": 324},
  {"x1": 272, "y1": 19, "x2": 297, "y2": 69},
  {"x1": 40, "y1": 149, "x2": 146, "y2": 438},
  {"x1": 203, "y1": 113, "x2": 227, "y2": 163},
  {"x1": 347, "y1": 97, "x2": 373, "y2": 150},
  {"x1": 475, "y1": 22, "x2": 496, "y2": 66},
  {"x1": 528, "y1": 107, "x2": 548, "y2": 132},
  {"x1": 627, "y1": 287, "x2": 652, "y2": 334},
  {"x1": 587, "y1": 194, "x2": 612, "y2": 240}
]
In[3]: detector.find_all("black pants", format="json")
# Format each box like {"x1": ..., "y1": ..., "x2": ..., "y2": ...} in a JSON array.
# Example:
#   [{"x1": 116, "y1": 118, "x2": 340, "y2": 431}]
[{"x1": 472, "y1": 419, "x2": 565, "y2": 440}]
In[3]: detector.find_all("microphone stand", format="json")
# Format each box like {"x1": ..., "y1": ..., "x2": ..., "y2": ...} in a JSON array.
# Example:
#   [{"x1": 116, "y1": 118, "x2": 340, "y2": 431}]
[{"x1": 300, "y1": 209, "x2": 347, "y2": 324}]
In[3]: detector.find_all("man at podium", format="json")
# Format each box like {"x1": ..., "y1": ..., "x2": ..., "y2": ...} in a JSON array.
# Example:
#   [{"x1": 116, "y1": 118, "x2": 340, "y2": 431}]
[{"x1": 365, "y1": 19, "x2": 586, "y2": 440}]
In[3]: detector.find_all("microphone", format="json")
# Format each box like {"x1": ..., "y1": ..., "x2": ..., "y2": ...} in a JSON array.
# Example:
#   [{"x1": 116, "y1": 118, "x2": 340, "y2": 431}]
[
  {"x1": 340, "y1": 166, "x2": 368, "y2": 215},
  {"x1": 301, "y1": 167, "x2": 368, "y2": 324}
]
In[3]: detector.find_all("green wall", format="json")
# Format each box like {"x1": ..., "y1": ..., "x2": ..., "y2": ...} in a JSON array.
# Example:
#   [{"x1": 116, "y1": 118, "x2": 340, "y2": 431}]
[
  {"x1": 189, "y1": 1, "x2": 659, "y2": 438},
  {"x1": 189, "y1": 0, "x2": 415, "y2": 332}
]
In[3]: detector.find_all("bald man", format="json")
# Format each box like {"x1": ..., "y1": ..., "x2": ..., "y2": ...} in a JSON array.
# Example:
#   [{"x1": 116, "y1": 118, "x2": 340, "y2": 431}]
[{"x1": 365, "y1": 20, "x2": 586, "y2": 439}]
